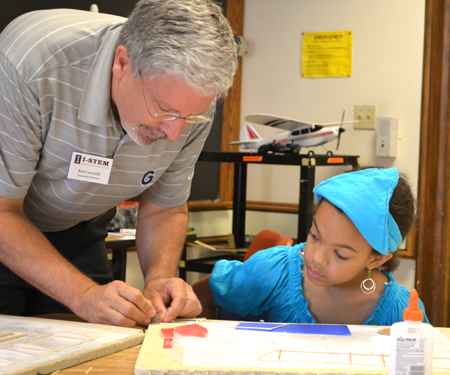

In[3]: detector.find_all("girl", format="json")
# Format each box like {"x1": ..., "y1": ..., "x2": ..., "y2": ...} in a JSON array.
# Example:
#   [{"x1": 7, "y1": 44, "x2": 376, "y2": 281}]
[{"x1": 193, "y1": 167, "x2": 429, "y2": 325}]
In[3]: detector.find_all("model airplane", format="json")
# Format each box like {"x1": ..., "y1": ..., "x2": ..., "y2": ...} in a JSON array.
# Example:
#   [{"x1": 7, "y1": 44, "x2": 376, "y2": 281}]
[{"x1": 230, "y1": 112, "x2": 354, "y2": 154}]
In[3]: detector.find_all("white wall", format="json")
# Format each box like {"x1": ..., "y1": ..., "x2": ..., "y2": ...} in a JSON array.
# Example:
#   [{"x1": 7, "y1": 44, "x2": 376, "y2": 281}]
[
  {"x1": 187, "y1": 0, "x2": 425, "y2": 290},
  {"x1": 242, "y1": 0, "x2": 425, "y2": 202}
]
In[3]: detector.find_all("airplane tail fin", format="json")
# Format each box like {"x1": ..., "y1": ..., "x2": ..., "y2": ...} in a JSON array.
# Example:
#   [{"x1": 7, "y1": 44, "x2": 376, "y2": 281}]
[{"x1": 239, "y1": 123, "x2": 262, "y2": 142}]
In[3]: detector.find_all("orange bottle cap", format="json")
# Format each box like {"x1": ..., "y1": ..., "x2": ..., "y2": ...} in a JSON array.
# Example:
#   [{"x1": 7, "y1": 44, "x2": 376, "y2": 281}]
[{"x1": 403, "y1": 289, "x2": 423, "y2": 322}]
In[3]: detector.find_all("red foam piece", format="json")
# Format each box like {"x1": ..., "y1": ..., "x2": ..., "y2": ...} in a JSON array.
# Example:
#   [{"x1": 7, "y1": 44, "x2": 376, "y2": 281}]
[
  {"x1": 161, "y1": 328, "x2": 175, "y2": 338},
  {"x1": 174, "y1": 324, "x2": 208, "y2": 337}
]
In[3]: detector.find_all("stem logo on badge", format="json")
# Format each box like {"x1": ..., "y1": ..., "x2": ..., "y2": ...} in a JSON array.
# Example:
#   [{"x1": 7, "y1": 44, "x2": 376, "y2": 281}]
[{"x1": 67, "y1": 152, "x2": 113, "y2": 185}]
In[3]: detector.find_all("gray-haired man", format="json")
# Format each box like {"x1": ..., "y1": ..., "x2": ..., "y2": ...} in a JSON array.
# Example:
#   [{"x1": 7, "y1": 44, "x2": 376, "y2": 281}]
[{"x1": 0, "y1": 0, "x2": 237, "y2": 326}]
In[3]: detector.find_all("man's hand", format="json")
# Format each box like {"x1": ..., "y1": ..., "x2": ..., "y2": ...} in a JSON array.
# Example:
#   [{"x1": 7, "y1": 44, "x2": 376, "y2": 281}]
[
  {"x1": 144, "y1": 277, "x2": 202, "y2": 322},
  {"x1": 76, "y1": 281, "x2": 156, "y2": 327}
]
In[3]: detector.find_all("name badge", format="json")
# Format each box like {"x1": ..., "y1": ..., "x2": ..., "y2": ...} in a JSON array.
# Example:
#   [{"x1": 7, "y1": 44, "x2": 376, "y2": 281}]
[{"x1": 67, "y1": 152, "x2": 113, "y2": 185}]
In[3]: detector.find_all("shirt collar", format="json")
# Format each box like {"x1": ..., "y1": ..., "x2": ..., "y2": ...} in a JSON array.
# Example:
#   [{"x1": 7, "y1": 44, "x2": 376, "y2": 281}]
[{"x1": 78, "y1": 24, "x2": 123, "y2": 127}]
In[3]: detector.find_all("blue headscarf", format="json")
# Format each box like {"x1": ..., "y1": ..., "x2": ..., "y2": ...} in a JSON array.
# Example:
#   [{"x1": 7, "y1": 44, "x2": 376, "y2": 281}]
[{"x1": 313, "y1": 168, "x2": 402, "y2": 255}]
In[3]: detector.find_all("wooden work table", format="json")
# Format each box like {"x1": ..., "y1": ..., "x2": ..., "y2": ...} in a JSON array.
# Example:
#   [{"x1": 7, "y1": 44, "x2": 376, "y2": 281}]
[{"x1": 58, "y1": 344, "x2": 141, "y2": 374}]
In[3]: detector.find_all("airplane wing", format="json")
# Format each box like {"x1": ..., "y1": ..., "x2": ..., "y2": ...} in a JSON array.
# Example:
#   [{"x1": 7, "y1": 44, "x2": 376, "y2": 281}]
[
  {"x1": 245, "y1": 114, "x2": 313, "y2": 131},
  {"x1": 317, "y1": 120, "x2": 357, "y2": 126},
  {"x1": 244, "y1": 114, "x2": 357, "y2": 131}
]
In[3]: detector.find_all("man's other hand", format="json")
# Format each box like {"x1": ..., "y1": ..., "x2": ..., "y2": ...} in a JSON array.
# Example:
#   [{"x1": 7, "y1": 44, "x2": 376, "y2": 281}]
[{"x1": 144, "y1": 277, "x2": 202, "y2": 322}]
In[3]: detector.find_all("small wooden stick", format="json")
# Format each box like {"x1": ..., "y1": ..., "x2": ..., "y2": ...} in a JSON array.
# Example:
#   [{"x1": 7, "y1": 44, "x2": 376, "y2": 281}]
[
  {"x1": 0, "y1": 332, "x2": 27, "y2": 343},
  {"x1": 255, "y1": 349, "x2": 274, "y2": 361},
  {"x1": 0, "y1": 331, "x2": 17, "y2": 338},
  {"x1": 193, "y1": 240, "x2": 218, "y2": 251}
]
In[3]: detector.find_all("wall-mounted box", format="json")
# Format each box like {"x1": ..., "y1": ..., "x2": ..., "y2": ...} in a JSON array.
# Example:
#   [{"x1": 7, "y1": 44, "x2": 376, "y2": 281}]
[{"x1": 376, "y1": 117, "x2": 398, "y2": 157}]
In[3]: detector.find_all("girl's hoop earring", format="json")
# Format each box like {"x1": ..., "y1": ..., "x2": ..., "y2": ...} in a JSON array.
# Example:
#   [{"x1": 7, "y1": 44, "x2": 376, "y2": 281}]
[{"x1": 361, "y1": 269, "x2": 376, "y2": 294}]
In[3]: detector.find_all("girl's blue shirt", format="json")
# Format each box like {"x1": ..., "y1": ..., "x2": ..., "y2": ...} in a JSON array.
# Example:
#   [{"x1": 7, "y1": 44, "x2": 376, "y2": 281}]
[{"x1": 209, "y1": 243, "x2": 429, "y2": 325}]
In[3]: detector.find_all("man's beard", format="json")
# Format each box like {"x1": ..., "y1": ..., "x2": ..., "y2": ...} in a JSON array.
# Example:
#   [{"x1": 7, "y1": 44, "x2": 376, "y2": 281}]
[{"x1": 121, "y1": 121, "x2": 168, "y2": 146}]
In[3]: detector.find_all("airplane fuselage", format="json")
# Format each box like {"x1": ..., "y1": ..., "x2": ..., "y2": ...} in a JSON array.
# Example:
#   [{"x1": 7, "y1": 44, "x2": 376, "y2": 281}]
[{"x1": 239, "y1": 126, "x2": 340, "y2": 150}]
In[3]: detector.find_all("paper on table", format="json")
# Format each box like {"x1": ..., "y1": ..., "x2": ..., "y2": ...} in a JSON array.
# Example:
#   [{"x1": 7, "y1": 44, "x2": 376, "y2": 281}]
[
  {"x1": 171, "y1": 322, "x2": 450, "y2": 371},
  {"x1": 107, "y1": 232, "x2": 135, "y2": 240}
]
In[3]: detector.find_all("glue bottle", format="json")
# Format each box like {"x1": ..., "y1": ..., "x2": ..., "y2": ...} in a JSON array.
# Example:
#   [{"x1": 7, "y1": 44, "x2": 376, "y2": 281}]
[{"x1": 389, "y1": 289, "x2": 434, "y2": 375}]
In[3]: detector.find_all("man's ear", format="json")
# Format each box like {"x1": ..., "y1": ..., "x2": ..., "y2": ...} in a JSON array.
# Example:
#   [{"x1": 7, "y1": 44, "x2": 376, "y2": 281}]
[
  {"x1": 367, "y1": 252, "x2": 393, "y2": 270},
  {"x1": 112, "y1": 45, "x2": 132, "y2": 79}
]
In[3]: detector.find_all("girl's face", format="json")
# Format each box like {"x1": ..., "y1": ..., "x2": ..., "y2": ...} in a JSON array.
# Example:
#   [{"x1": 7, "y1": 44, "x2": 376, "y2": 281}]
[{"x1": 303, "y1": 199, "x2": 389, "y2": 288}]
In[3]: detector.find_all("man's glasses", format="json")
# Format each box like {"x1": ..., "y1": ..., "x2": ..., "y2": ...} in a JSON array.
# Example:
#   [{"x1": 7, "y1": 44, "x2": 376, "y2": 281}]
[{"x1": 139, "y1": 71, "x2": 212, "y2": 124}]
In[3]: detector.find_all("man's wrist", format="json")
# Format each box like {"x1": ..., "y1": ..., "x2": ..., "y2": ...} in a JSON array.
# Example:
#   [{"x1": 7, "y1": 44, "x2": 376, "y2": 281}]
[{"x1": 65, "y1": 279, "x2": 99, "y2": 316}]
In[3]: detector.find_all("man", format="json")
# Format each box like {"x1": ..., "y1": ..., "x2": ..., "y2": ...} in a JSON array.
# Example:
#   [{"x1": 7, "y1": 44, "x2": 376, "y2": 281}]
[{"x1": 0, "y1": 0, "x2": 237, "y2": 327}]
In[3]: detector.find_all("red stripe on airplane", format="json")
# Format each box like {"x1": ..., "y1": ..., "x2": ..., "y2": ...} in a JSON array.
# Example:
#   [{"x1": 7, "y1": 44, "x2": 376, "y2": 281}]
[{"x1": 247, "y1": 127, "x2": 259, "y2": 139}]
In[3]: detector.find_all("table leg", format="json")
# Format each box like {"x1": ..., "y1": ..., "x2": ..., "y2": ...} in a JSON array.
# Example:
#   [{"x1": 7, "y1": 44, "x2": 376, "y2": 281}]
[
  {"x1": 111, "y1": 248, "x2": 127, "y2": 281},
  {"x1": 233, "y1": 162, "x2": 247, "y2": 248},
  {"x1": 298, "y1": 164, "x2": 315, "y2": 242}
]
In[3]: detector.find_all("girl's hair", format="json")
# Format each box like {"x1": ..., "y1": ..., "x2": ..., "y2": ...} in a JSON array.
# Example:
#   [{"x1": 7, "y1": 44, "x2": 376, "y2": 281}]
[
  {"x1": 118, "y1": 0, "x2": 238, "y2": 100},
  {"x1": 313, "y1": 166, "x2": 416, "y2": 273}
]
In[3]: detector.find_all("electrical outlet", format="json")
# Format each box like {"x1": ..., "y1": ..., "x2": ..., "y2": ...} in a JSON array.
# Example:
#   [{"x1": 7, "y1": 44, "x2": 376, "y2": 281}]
[{"x1": 354, "y1": 104, "x2": 377, "y2": 130}]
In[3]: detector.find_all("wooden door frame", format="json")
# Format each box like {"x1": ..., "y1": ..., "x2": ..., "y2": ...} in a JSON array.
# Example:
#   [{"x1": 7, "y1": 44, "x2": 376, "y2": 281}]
[
  {"x1": 220, "y1": 0, "x2": 243, "y2": 203},
  {"x1": 415, "y1": 0, "x2": 450, "y2": 327}
]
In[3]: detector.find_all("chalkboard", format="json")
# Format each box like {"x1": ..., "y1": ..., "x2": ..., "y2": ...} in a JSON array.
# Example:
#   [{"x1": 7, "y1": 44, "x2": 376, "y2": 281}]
[
  {"x1": 0, "y1": 0, "x2": 225, "y2": 202},
  {"x1": 0, "y1": 1, "x2": 137, "y2": 31},
  {"x1": 189, "y1": 101, "x2": 223, "y2": 201}
]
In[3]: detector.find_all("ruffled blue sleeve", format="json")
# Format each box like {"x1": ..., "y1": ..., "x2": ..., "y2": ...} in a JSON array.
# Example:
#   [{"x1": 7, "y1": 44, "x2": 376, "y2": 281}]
[
  {"x1": 365, "y1": 272, "x2": 429, "y2": 325},
  {"x1": 209, "y1": 246, "x2": 293, "y2": 317}
]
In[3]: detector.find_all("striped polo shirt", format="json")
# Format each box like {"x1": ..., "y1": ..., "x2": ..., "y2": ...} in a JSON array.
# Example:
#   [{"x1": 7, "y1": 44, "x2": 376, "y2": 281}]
[{"x1": 0, "y1": 9, "x2": 214, "y2": 232}]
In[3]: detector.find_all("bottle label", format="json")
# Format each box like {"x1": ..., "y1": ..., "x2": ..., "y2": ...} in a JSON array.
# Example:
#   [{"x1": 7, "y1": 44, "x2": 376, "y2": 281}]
[{"x1": 393, "y1": 335, "x2": 427, "y2": 375}]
